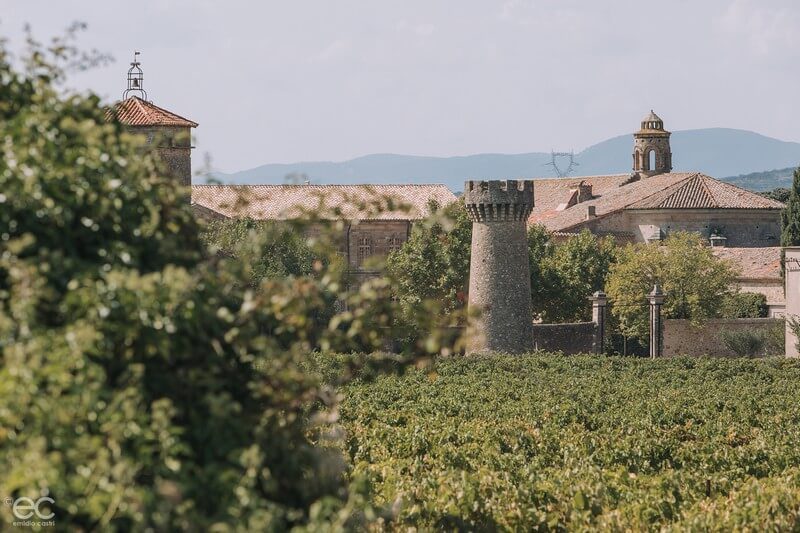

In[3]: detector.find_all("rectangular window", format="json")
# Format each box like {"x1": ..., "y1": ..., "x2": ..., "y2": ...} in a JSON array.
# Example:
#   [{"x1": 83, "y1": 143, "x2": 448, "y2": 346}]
[{"x1": 357, "y1": 236, "x2": 372, "y2": 266}]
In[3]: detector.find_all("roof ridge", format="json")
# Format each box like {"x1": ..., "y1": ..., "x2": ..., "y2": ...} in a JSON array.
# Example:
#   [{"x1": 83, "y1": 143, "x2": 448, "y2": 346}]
[
  {"x1": 627, "y1": 174, "x2": 693, "y2": 209},
  {"x1": 694, "y1": 173, "x2": 718, "y2": 206},
  {"x1": 553, "y1": 175, "x2": 686, "y2": 232}
]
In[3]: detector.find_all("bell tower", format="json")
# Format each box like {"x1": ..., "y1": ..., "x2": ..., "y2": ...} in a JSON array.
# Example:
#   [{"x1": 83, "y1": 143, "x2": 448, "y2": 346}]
[
  {"x1": 123, "y1": 51, "x2": 147, "y2": 100},
  {"x1": 110, "y1": 52, "x2": 198, "y2": 189},
  {"x1": 633, "y1": 110, "x2": 672, "y2": 178}
]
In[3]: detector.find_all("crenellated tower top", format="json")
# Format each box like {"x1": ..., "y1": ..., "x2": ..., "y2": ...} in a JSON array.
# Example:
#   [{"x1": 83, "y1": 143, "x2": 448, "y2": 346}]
[{"x1": 463, "y1": 180, "x2": 534, "y2": 222}]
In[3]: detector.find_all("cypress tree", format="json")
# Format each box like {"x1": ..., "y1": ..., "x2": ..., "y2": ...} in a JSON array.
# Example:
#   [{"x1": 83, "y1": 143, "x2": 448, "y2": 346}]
[{"x1": 781, "y1": 166, "x2": 800, "y2": 246}]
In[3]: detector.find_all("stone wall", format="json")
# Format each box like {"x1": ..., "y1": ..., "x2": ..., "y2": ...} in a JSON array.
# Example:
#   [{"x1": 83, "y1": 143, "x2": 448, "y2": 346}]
[
  {"x1": 663, "y1": 318, "x2": 783, "y2": 357},
  {"x1": 532, "y1": 322, "x2": 597, "y2": 354},
  {"x1": 130, "y1": 125, "x2": 193, "y2": 186},
  {"x1": 588, "y1": 209, "x2": 781, "y2": 247},
  {"x1": 786, "y1": 248, "x2": 800, "y2": 357}
]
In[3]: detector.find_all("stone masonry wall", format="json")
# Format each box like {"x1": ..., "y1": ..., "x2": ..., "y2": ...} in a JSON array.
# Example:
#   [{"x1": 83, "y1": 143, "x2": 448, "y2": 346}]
[
  {"x1": 588, "y1": 209, "x2": 781, "y2": 247},
  {"x1": 346, "y1": 220, "x2": 411, "y2": 272},
  {"x1": 532, "y1": 322, "x2": 597, "y2": 354},
  {"x1": 130, "y1": 125, "x2": 192, "y2": 186},
  {"x1": 663, "y1": 318, "x2": 783, "y2": 356}
]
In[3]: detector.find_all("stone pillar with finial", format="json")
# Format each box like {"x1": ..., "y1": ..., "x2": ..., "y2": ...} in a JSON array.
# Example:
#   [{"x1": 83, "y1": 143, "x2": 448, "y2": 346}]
[
  {"x1": 464, "y1": 179, "x2": 534, "y2": 354},
  {"x1": 648, "y1": 284, "x2": 665, "y2": 358},
  {"x1": 589, "y1": 291, "x2": 608, "y2": 354}
]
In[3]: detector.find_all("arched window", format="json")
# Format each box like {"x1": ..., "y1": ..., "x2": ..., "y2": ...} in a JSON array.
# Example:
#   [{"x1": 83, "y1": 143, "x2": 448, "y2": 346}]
[
  {"x1": 648, "y1": 150, "x2": 656, "y2": 171},
  {"x1": 357, "y1": 236, "x2": 372, "y2": 266}
]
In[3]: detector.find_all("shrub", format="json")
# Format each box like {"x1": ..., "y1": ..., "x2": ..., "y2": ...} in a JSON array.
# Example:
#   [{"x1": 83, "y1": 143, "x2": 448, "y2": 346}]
[
  {"x1": 0, "y1": 33, "x2": 439, "y2": 530},
  {"x1": 721, "y1": 292, "x2": 768, "y2": 319},
  {"x1": 720, "y1": 329, "x2": 766, "y2": 357},
  {"x1": 764, "y1": 320, "x2": 786, "y2": 355}
]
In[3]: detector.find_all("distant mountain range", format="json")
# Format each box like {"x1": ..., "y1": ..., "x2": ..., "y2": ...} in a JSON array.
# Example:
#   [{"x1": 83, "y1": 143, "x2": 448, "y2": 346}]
[
  {"x1": 721, "y1": 167, "x2": 796, "y2": 192},
  {"x1": 211, "y1": 128, "x2": 800, "y2": 192}
]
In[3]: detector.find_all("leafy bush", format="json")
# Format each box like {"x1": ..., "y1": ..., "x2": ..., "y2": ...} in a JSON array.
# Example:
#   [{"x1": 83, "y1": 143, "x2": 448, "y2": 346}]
[
  {"x1": 201, "y1": 218, "x2": 319, "y2": 283},
  {"x1": 606, "y1": 232, "x2": 737, "y2": 340},
  {"x1": 721, "y1": 292, "x2": 768, "y2": 319},
  {"x1": 720, "y1": 329, "x2": 766, "y2": 357},
  {"x1": 335, "y1": 355, "x2": 800, "y2": 530},
  {"x1": 764, "y1": 320, "x2": 785, "y2": 355},
  {"x1": 0, "y1": 33, "x2": 439, "y2": 530},
  {"x1": 529, "y1": 227, "x2": 616, "y2": 322},
  {"x1": 385, "y1": 201, "x2": 472, "y2": 349}
]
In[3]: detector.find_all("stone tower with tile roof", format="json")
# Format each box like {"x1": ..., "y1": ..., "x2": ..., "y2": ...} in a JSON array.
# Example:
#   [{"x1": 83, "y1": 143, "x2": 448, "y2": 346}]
[
  {"x1": 110, "y1": 54, "x2": 198, "y2": 187},
  {"x1": 464, "y1": 179, "x2": 534, "y2": 354},
  {"x1": 633, "y1": 110, "x2": 672, "y2": 178}
]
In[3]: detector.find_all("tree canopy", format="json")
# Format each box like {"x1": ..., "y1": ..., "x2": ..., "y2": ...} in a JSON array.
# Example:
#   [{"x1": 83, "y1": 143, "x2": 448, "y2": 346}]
[
  {"x1": 781, "y1": 167, "x2": 800, "y2": 247},
  {"x1": 605, "y1": 232, "x2": 737, "y2": 340},
  {"x1": 385, "y1": 201, "x2": 471, "y2": 347},
  {"x1": 529, "y1": 227, "x2": 616, "y2": 323},
  {"x1": 0, "y1": 34, "x2": 437, "y2": 530}
]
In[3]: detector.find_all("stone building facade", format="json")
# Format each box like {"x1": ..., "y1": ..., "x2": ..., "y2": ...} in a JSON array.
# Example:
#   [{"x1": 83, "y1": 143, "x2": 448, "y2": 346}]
[
  {"x1": 529, "y1": 111, "x2": 786, "y2": 309},
  {"x1": 112, "y1": 98, "x2": 197, "y2": 187},
  {"x1": 109, "y1": 55, "x2": 197, "y2": 186},
  {"x1": 190, "y1": 184, "x2": 457, "y2": 279}
]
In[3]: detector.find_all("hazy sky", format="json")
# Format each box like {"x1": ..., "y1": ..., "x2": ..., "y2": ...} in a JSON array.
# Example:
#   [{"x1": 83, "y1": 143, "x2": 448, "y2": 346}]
[{"x1": 3, "y1": 0, "x2": 799, "y2": 174}]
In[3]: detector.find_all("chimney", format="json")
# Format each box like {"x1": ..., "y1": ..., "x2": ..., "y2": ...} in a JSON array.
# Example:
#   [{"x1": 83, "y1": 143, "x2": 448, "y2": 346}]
[
  {"x1": 577, "y1": 181, "x2": 593, "y2": 203},
  {"x1": 585, "y1": 205, "x2": 596, "y2": 220}
]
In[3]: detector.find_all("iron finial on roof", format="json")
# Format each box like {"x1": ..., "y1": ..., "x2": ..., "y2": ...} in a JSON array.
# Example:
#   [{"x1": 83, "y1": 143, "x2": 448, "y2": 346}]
[{"x1": 123, "y1": 51, "x2": 148, "y2": 101}]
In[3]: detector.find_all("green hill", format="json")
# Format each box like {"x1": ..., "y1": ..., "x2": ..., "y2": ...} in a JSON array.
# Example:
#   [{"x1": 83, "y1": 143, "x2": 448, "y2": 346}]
[{"x1": 721, "y1": 167, "x2": 796, "y2": 192}]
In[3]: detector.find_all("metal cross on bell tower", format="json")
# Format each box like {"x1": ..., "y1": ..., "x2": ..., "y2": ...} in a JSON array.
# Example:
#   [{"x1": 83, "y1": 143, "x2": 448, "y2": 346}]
[{"x1": 123, "y1": 51, "x2": 147, "y2": 100}]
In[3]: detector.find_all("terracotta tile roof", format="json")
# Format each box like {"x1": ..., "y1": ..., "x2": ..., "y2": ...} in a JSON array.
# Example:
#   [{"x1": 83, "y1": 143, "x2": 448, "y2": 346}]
[
  {"x1": 191, "y1": 184, "x2": 457, "y2": 221},
  {"x1": 712, "y1": 247, "x2": 782, "y2": 280},
  {"x1": 108, "y1": 96, "x2": 198, "y2": 128},
  {"x1": 529, "y1": 173, "x2": 784, "y2": 233},
  {"x1": 630, "y1": 174, "x2": 785, "y2": 210}
]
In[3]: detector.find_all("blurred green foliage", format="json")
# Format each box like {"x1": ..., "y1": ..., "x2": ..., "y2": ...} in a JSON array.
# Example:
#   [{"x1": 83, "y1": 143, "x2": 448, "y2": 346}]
[
  {"x1": 201, "y1": 218, "x2": 318, "y2": 283},
  {"x1": 331, "y1": 354, "x2": 800, "y2": 530},
  {"x1": 0, "y1": 32, "x2": 442, "y2": 531}
]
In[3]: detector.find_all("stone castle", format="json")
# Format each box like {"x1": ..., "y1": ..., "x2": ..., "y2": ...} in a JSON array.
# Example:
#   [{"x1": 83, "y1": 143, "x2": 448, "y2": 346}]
[{"x1": 110, "y1": 58, "x2": 787, "y2": 320}]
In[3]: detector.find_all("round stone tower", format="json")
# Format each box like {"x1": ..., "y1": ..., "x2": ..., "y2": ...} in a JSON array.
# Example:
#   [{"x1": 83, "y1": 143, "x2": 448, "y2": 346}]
[
  {"x1": 633, "y1": 110, "x2": 672, "y2": 178},
  {"x1": 464, "y1": 179, "x2": 534, "y2": 354}
]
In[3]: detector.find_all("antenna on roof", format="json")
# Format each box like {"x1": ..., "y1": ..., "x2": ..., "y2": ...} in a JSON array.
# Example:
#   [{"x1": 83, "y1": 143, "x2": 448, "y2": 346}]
[{"x1": 123, "y1": 51, "x2": 148, "y2": 101}]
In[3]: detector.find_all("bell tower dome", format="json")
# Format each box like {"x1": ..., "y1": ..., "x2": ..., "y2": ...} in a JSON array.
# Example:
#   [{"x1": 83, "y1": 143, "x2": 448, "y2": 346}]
[{"x1": 633, "y1": 110, "x2": 672, "y2": 178}]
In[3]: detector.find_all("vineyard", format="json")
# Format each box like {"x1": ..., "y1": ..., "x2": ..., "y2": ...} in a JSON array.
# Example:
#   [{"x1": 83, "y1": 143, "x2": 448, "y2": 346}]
[{"x1": 333, "y1": 355, "x2": 800, "y2": 530}]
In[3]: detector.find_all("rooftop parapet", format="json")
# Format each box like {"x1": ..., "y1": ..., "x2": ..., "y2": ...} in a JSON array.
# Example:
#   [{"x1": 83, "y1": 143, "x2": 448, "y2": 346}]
[{"x1": 463, "y1": 179, "x2": 534, "y2": 222}]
